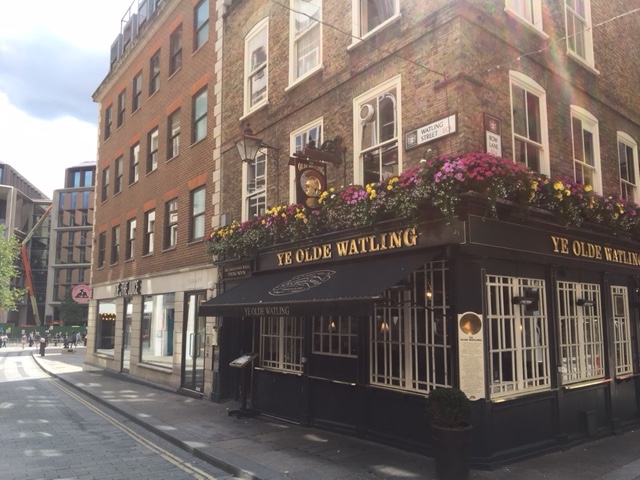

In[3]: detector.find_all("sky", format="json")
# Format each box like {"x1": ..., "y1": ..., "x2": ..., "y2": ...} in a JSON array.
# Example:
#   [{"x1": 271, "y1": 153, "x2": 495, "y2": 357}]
[{"x1": 0, "y1": 0, "x2": 136, "y2": 199}]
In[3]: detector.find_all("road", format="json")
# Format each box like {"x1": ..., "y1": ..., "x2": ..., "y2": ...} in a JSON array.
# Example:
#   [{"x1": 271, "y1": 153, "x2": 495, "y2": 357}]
[{"x1": 0, "y1": 347, "x2": 238, "y2": 480}]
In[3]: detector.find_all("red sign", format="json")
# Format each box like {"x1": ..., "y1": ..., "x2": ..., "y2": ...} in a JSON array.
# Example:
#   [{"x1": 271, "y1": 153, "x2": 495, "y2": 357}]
[{"x1": 72, "y1": 284, "x2": 92, "y2": 304}]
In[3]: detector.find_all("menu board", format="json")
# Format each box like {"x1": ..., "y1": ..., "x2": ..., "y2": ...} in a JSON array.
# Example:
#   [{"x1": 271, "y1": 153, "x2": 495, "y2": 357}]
[{"x1": 457, "y1": 312, "x2": 485, "y2": 401}]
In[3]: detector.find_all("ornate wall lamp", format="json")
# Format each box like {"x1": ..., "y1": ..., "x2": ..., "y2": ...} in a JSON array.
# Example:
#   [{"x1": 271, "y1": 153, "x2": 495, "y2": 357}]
[{"x1": 235, "y1": 122, "x2": 281, "y2": 204}]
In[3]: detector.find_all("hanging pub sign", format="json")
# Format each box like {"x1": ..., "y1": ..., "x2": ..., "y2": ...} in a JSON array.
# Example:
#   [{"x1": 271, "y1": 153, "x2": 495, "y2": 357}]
[{"x1": 294, "y1": 157, "x2": 327, "y2": 209}]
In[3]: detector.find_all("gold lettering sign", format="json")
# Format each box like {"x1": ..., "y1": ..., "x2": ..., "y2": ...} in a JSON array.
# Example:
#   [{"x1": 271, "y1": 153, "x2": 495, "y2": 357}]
[
  {"x1": 550, "y1": 235, "x2": 640, "y2": 267},
  {"x1": 276, "y1": 228, "x2": 419, "y2": 266}
]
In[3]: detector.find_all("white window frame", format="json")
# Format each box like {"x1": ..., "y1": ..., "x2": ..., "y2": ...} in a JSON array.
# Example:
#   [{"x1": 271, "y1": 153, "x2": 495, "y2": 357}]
[
  {"x1": 242, "y1": 151, "x2": 267, "y2": 221},
  {"x1": 509, "y1": 71, "x2": 550, "y2": 175},
  {"x1": 353, "y1": 75, "x2": 402, "y2": 185},
  {"x1": 148, "y1": 128, "x2": 159, "y2": 173},
  {"x1": 126, "y1": 218, "x2": 136, "y2": 260},
  {"x1": 165, "y1": 198, "x2": 178, "y2": 249},
  {"x1": 168, "y1": 109, "x2": 181, "y2": 159},
  {"x1": 565, "y1": 0, "x2": 595, "y2": 69},
  {"x1": 570, "y1": 105, "x2": 602, "y2": 193},
  {"x1": 557, "y1": 281, "x2": 604, "y2": 385},
  {"x1": 618, "y1": 132, "x2": 638, "y2": 203},
  {"x1": 289, "y1": 118, "x2": 323, "y2": 203},
  {"x1": 114, "y1": 155, "x2": 123, "y2": 194},
  {"x1": 190, "y1": 186, "x2": 206, "y2": 241},
  {"x1": 130, "y1": 143, "x2": 140, "y2": 184},
  {"x1": 289, "y1": 0, "x2": 322, "y2": 87},
  {"x1": 486, "y1": 275, "x2": 551, "y2": 399},
  {"x1": 312, "y1": 315, "x2": 358, "y2": 357},
  {"x1": 194, "y1": 0, "x2": 209, "y2": 51},
  {"x1": 244, "y1": 18, "x2": 269, "y2": 115},
  {"x1": 260, "y1": 316, "x2": 303, "y2": 373},
  {"x1": 143, "y1": 210, "x2": 155, "y2": 255},
  {"x1": 351, "y1": 0, "x2": 401, "y2": 45},
  {"x1": 370, "y1": 261, "x2": 451, "y2": 393},
  {"x1": 504, "y1": 0, "x2": 546, "y2": 36},
  {"x1": 193, "y1": 89, "x2": 208, "y2": 143},
  {"x1": 611, "y1": 286, "x2": 633, "y2": 376}
]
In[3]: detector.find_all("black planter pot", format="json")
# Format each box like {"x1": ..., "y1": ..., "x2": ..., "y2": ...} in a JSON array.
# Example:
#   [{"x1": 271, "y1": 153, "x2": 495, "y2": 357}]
[{"x1": 431, "y1": 423, "x2": 473, "y2": 480}]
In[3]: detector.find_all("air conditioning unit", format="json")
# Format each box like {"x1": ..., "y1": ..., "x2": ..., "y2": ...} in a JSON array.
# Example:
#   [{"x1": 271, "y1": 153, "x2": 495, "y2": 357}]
[
  {"x1": 123, "y1": 14, "x2": 139, "y2": 50},
  {"x1": 110, "y1": 34, "x2": 123, "y2": 69}
]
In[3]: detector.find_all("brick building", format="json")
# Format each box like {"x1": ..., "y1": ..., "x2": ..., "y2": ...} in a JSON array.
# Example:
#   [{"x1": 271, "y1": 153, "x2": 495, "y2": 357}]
[
  {"x1": 200, "y1": 0, "x2": 640, "y2": 467},
  {"x1": 89, "y1": 0, "x2": 222, "y2": 394},
  {"x1": 88, "y1": 0, "x2": 640, "y2": 466}
]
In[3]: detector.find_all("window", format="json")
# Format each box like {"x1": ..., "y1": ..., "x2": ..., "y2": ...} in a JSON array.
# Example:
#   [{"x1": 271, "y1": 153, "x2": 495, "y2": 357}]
[
  {"x1": 149, "y1": 50, "x2": 160, "y2": 95},
  {"x1": 129, "y1": 142, "x2": 140, "y2": 184},
  {"x1": 101, "y1": 167, "x2": 110, "y2": 202},
  {"x1": 571, "y1": 105, "x2": 601, "y2": 192},
  {"x1": 565, "y1": 0, "x2": 594, "y2": 67},
  {"x1": 354, "y1": 0, "x2": 399, "y2": 38},
  {"x1": 370, "y1": 261, "x2": 451, "y2": 392},
  {"x1": 96, "y1": 300, "x2": 116, "y2": 355},
  {"x1": 114, "y1": 155, "x2": 123, "y2": 194},
  {"x1": 510, "y1": 71, "x2": 550, "y2": 175},
  {"x1": 260, "y1": 316, "x2": 303, "y2": 372},
  {"x1": 97, "y1": 232, "x2": 106, "y2": 268},
  {"x1": 164, "y1": 199, "x2": 178, "y2": 249},
  {"x1": 505, "y1": 0, "x2": 544, "y2": 31},
  {"x1": 557, "y1": 281, "x2": 603, "y2": 385},
  {"x1": 486, "y1": 275, "x2": 550, "y2": 398},
  {"x1": 354, "y1": 76, "x2": 401, "y2": 185},
  {"x1": 126, "y1": 218, "x2": 136, "y2": 260},
  {"x1": 132, "y1": 71, "x2": 142, "y2": 111},
  {"x1": 289, "y1": 119, "x2": 322, "y2": 202},
  {"x1": 140, "y1": 294, "x2": 174, "y2": 367},
  {"x1": 618, "y1": 132, "x2": 638, "y2": 202},
  {"x1": 147, "y1": 128, "x2": 159, "y2": 173},
  {"x1": 313, "y1": 316, "x2": 357, "y2": 356},
  {"x1": 243, "y1": 151, "x2": 266, "y2": 220},
  {"x1": 170, "y1": 24, "x2": 183, "y2": 75},
  {"x1": 194, "y1": 0, "x2": 209, "y2": 51},
  {"x1": 192, "y1": 89, "x2": 207, "y2": 143},
  {"x1": 117, "y1": 89, "x2": 126, "y2": 127},
  {"x1": 104, "y1": 105, "x2": 112, "y2": 140},
  {"x1": 143, "y1": 210, "x2": 155, "y2": 255},
  {"x1": 244, "y1": 19, "x2": 268, "y2": 113},
  {"x1": 290, "y1": 0, "x2": 321, "y2": 84},
  {"x1": 111, "y1": 225, "x2": 120, "y2": 264},
  {"x1": 611, "y1": 286, "x2": 633, "y2": 376},
  {"x1": 190, "y1": 187, "x2": 206, "y2": 241},
  {"x1": 168, "y1": 109, "x2": 180, "y2": 159}
]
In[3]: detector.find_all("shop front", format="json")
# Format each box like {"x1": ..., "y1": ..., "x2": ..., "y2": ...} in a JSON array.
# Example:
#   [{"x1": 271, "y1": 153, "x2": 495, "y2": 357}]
[{"x1": 200, "y1": 209, "x2": 640, "y2": 466}]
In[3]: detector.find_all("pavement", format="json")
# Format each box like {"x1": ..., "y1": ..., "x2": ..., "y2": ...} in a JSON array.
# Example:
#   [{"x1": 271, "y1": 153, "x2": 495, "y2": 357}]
[{"x1": 14, "y1": 345, "x2": 640, "y2": 480}]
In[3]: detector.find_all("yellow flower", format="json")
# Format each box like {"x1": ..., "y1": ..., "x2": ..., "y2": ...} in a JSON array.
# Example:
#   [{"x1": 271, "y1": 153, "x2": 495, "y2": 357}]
[
  {"x1": 584, "y1": 185, "x2": 593, "y2": 192},
  {"x1": 553, "y1": 181, "x2": 564, "y2": 191},
  {"x1": 565, "y1": 189, "x2": 571, "y2": 196},
  {"x1": 531, "y1": 181, "x2": 538, "y2": 190},
  {"x1": 555, "y1": 193, "x2": 563, "y2": 200}
]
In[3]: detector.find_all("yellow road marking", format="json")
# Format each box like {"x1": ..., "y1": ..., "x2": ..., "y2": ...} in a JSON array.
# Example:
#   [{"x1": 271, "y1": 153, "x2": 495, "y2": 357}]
[{"x1": 50, "y1": 380, "x2": 219, "y2": 480}]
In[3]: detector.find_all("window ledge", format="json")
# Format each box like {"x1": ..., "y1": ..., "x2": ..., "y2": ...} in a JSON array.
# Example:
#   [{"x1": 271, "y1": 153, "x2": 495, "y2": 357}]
[
  {"x1": 141, "y1": 252, "x2": 154, "y2": 258},
  {"x1": 192, "y1": 39, "x2": 209, "y2": 56},
  {"x1": 167, "y1": 154, "x2": 179, "y2": 163},
  {"x1": 138, "y1": 362, "x2": 172, "y2": 373},
  {"x1": 347, "y1": 13, "x2": 402, "y2": 52},
  {"x1": 128, "y1": 180, "x2": 139, "y2": 187},
  {"x1": 168, "y1": 67, "x2": 182, "y2": 81},
  {"x1": 490, "y1": 388, "x2": 554, "y2": 403},
  {"x1": 563, "y1": 377, "x2": 611, "y2": 390},
  {"x1": 285, "y1": 65, "x2": 324, "y2": 93},
  {"x1": 190, "y1": 137, "x2": 207, "y2": 148},
  {"x1": 188, "y1": 238, "x2": 205, "y2": 246},
  {"x1": 615, "y1": 373, "x2": 640, "y2": 383},
  {"x1": 148, "y1": 89, "x2": 159, "y2": 100},
  {"x1": 254, "y1": 366, "x2": 302, "y2": 376},
  {"x1": 504, "y1": 8, "x2": 549, "y2": 39},
  {"x1": 162, "y1": 246, "x2": 177, "y2": 253},
  {"x1": 145, "y1": 168, "x2": 158, "y2": 177},
  {"x1": 125, "y1": 258, "x2": 134, "y2": 263},
  {"x1": 567, "y1": 50, "x2": 599, "y2": 75},
  {"x1": 131, "y1": 107, "x2": 141, "y2": 116},
  {"x1": 240, "y1": 101, "x2": 269, "y2": 122},
  {"x1": 94, "y1": 352, "x2": 115, "y2": 360}
]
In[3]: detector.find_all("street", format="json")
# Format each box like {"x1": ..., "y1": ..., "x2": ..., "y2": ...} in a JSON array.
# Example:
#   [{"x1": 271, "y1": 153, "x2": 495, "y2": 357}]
[{"x1": 0, "y1": 347, "x2": 237, "y2": 480}]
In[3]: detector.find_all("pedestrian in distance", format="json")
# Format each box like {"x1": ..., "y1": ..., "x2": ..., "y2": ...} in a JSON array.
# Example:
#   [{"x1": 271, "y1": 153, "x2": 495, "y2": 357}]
[
  {"x1": 39, "y1": 337, "x2": 47, "y2": 357},
  {"x1": 0, "y1": 333, "x2": 7, "y2": 347},
  {"x1": 21, "y1": 333, "x2": 27, "y2": 349},
  {"x1": 75, "y1": 331, "x2": 82, "y2": 347}
]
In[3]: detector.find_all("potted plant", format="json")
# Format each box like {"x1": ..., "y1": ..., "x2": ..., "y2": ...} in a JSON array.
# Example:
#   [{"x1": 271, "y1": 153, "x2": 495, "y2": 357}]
[{"x1": 427, "y1": 387, "x2": 473, "y2": 480}]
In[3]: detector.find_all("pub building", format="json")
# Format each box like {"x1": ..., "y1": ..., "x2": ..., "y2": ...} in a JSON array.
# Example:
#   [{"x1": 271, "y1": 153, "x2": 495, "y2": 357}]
[{"x1": 200, "y1": 194, "x2": 640, "y2": 467}]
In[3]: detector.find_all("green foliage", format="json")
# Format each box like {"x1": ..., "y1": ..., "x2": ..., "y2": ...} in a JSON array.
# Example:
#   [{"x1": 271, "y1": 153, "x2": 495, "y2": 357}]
[
  {"x1": 427, "y1": 387, "x2": 471, "y2": 428},
  {"x1": 206, "y1": 152, "x2": 640, "y2": 262},
  {"x1": 0, "y1": 225, "x2": 27, "y2": 313},
  {"x1": 58, "y1": 289, "x2": 85, "y2": 326}
]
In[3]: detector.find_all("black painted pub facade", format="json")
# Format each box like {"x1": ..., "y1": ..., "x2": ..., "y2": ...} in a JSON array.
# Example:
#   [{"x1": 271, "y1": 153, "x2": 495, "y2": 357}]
[{"x1": 200, "y1": 202, "x2": 640, "y2": 467}]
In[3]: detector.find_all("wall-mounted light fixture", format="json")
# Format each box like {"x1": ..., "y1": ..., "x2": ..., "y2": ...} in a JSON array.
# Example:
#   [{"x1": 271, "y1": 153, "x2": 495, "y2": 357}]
[
  {"x1": 328, "y1": 320, "x2": 337, "y2": 333},
  {"x1": 512, "y1": 296, "x2": 535, "y2": 306},
  {"x1": 576, "y1": 299, "x2": 595, "y2": 307},
  {"x1": 234, "y1": 122, "x2": 281, "y2": 203},
  {"x1": 425, "y1": 283, "x2": 433, "y2": 299}
]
